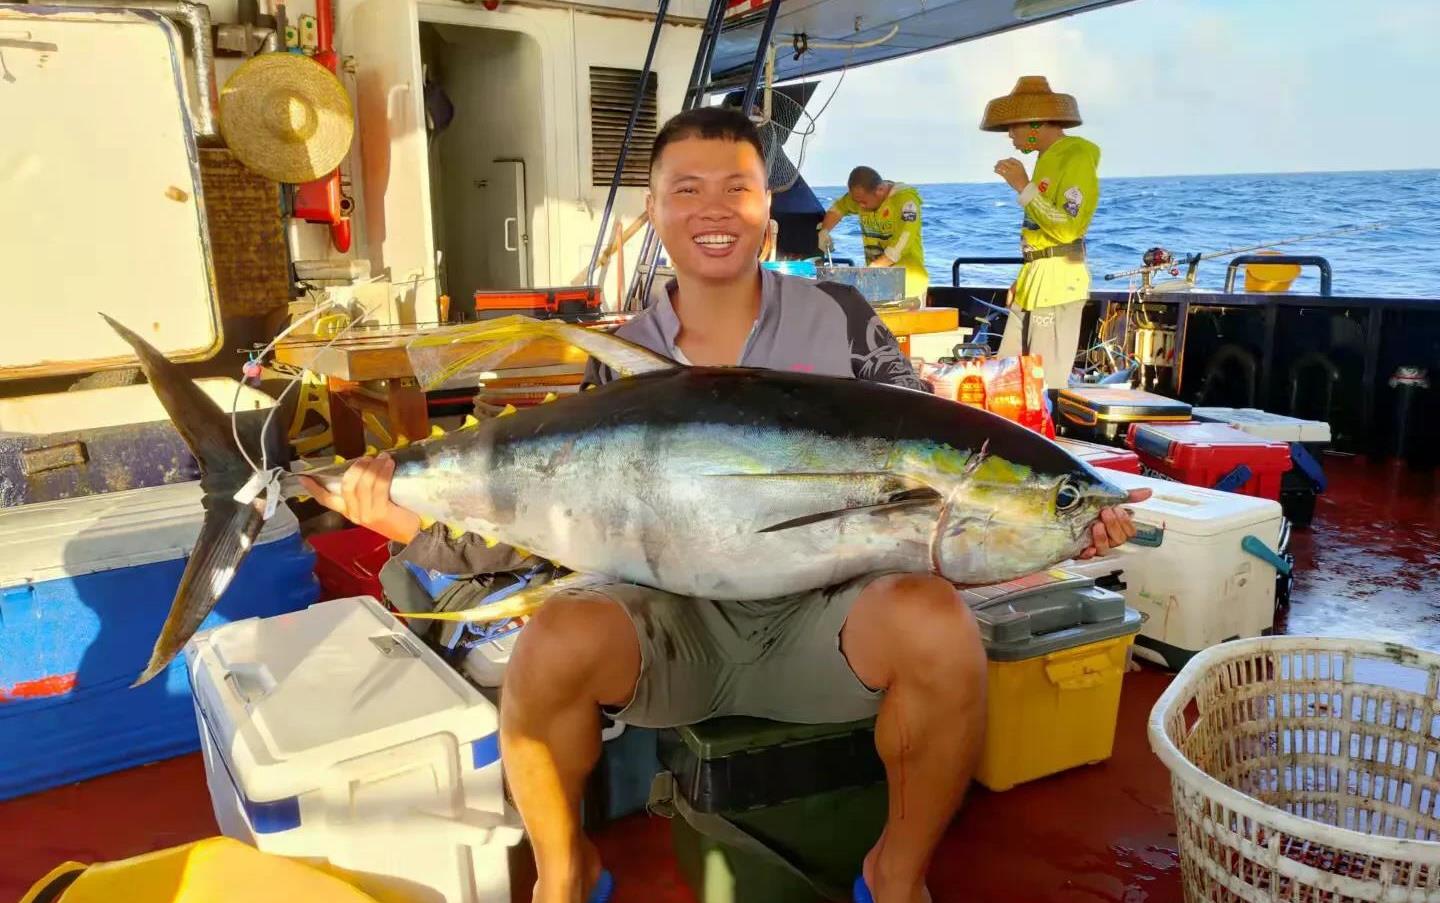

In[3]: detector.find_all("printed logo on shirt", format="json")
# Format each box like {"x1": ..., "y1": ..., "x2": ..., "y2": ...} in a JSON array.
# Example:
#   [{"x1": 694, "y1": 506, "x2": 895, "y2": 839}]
[
  {"x1": 901, "y1": 200, "x2": 919, "y2": 223},
  {"x1": 881, "y1": 207, "x2": 892, "y2": 219},
  {"x1": 1036, "y1": 179, "x2": 1051, "y2": 195},
  {"x1": 1064, "y1": 186, "x2": 1083, "y2": 218}
]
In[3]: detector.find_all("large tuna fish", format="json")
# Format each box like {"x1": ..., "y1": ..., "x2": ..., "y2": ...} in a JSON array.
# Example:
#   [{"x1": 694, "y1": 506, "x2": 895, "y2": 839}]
[{"x1": 103, "y1": 314, "x2": 1128, "y2": 685}]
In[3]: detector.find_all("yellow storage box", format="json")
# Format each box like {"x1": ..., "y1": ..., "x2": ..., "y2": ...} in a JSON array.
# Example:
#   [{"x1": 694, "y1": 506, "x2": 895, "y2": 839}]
[
  {"x1": 963, "y1": 571, "x2": 1141, "y2": 791},
  {"x1": 21, "y1": 836, "x2": 382, "y2": 903}
]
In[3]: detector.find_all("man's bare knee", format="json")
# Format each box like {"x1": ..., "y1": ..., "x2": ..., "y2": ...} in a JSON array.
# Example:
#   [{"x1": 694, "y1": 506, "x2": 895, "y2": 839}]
[
  {"x1": 505, "y1": 591, "x2": 640, "y2": 708},
  {"x1": 844, "y1": 573, "x2": 986, "y2": 690}
]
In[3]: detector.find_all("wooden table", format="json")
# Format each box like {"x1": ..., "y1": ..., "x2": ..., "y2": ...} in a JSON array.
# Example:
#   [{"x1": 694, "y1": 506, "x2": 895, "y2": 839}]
[{"x1": 276, "y1": 307, "x2": 959, "y2": 456}]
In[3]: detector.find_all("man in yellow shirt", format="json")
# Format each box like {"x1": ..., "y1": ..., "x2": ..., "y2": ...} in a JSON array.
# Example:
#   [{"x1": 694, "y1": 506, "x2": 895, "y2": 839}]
[
  {"x1": 983, "y1": 76, "x2": 1100, "y2": 388},
  {"x1": 817, "y1": 167, "x2": 929, "y2": 301}
]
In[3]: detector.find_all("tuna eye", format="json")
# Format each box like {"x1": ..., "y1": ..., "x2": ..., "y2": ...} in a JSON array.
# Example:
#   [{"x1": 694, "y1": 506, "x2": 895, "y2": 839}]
[{"x1": 1056, "y1": 479, "x2": 1083, "y2": 513}]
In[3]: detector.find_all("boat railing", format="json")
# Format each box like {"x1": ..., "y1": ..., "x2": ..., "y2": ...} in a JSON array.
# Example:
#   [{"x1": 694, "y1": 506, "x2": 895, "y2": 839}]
[
  {"x1": 1224, "y1": 254, "x2": 1334, "y2": 297},
  {"x1": 951, "y1": 256, "x2": 1024, "y2": 287}
]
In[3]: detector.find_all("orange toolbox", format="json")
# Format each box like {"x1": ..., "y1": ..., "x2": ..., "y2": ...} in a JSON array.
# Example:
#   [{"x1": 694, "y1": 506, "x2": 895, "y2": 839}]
[{"x1": 471, "y1": 286, "x2": 602, "y2": 321}]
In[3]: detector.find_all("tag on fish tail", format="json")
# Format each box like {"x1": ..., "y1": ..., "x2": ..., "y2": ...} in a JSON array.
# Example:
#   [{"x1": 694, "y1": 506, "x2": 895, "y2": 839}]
[{"x1": 404, "y1": 315, "x2": 675, "y2": 391}]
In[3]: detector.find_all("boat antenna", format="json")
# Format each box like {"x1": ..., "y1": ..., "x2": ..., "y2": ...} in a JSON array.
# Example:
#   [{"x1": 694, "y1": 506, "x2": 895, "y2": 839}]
[{"x1": 1102, "y1": 221, "x2": 1387, "y2": 281}]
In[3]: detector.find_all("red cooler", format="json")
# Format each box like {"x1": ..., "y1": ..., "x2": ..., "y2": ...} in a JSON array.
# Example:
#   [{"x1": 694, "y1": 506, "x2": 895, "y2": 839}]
[
  {"x1": 1127, "y1": 421, "x2": 1292, "y2": 499},
  {"x1": 1055, "y1": 437, "x2": 1141, "y2": 474}
]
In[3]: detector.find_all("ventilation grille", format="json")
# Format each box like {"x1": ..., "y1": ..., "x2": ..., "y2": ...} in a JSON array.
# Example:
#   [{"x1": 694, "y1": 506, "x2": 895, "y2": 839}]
[{"x1": 590, "y1": 67, "x2": 658, "y2": 187}]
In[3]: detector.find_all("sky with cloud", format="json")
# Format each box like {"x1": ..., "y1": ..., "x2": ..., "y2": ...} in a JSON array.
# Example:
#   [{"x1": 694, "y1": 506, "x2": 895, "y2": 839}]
[{"x1": 783, "y1": 0, "x2": 1440, "y2": 185}]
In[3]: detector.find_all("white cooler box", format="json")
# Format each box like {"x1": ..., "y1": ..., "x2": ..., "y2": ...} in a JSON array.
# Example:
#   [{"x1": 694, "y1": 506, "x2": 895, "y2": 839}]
[
  {"x1": 187, "y1": 595, "x2": 522, "y2": 903},
  {"x1": 1066, "y1": 469, "x2": 1287, "y2": 670}
]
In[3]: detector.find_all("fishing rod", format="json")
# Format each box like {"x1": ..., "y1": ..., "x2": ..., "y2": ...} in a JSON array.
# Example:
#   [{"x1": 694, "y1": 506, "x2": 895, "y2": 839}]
[{"x1": 1102, "y1": 222, "x2": 1386, "y2": 281}]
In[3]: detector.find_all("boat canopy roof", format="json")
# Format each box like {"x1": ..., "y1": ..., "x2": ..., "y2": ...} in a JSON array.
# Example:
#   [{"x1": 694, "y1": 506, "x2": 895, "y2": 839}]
[{"x1": 708, "y1": 0, "x2": 1136, "y2": 89}]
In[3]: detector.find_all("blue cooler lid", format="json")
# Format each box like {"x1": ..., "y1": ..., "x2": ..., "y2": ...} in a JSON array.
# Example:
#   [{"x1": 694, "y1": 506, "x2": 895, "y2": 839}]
[{"x1": 0, "y1": 481, "x2": 298, "y2": 585}]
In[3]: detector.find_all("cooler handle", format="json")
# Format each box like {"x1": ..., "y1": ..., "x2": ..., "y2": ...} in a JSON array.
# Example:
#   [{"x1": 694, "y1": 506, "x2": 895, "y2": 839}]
[
  {"x1": 1290, "y1": 442, "x2": 1328, "y2": 491},
  {"x1": 221, "y1": 662, "x2": 277, "y2": 706},
  {"x1": 401, "y1": 805, "x2": 525, "y2": 847},
  {"x1": 1213, "y1": 464, "x2": 1252, "y2": 493},
  {"x1": 1057, "y1": 395, "x2": 1098, "y2": 427},
  {"x1": 1044, "y1": 649, "x2": 1117, "y2": 690},
  {"x1": 1128, "y1": 426, "x2": 1174, "y2": 461},
  {"x1": 1242, "y1": 534, "x2": 1292, "y2": 576},
  {"x1": 1129, "y1": 523, "x2": 1164, "y2": 548}
]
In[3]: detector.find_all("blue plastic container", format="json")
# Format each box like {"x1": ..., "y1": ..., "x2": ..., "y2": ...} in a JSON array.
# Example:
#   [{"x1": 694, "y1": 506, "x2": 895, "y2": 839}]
[
  {"x1": 0, "y1": 482, "x2": 318, "y2": 800},
  {"x1": 761, "y1": 259, "x2": 818, "y2": 279}
]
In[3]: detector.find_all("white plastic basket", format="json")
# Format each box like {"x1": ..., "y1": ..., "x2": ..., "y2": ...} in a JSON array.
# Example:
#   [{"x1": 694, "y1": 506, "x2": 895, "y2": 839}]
[{"x1": 1150, "y1": 636, "x2": 1440, "y2": 902}]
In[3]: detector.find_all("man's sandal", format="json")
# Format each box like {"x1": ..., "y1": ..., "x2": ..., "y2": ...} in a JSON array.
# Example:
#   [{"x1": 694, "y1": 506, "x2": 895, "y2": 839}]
[{"x1": 586, "y1": 869, "x2": 615, "y2": 903}]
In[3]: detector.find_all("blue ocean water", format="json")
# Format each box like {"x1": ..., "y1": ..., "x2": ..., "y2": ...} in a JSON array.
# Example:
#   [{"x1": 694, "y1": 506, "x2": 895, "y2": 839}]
[{"x1": 817, "y1": 169, "x2": 1440, "y2": 298}]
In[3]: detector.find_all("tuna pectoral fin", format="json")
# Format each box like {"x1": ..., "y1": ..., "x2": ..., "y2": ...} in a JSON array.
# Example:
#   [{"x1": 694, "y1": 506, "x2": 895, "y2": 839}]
[
  {"x1": 102, "y1": 314, "x2": 271, "y2": 687},
  {"x1": 757, "y1": 492, "x2": 940, "y2": 534},
  {"x1": 391, "y1": 572, "x2": 615, "y2": 625},
  {"x1": 134, "y1": 497, "x2": 266, "y2": 686},
  {"x1": 405, "y1": 315, "x2": 675, "y2": 390}
]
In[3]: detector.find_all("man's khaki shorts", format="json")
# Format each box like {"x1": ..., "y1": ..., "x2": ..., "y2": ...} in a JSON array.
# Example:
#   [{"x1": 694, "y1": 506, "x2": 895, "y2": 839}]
[{"x1": 591, "y1": 574, "x2": 891, "y2": 729}]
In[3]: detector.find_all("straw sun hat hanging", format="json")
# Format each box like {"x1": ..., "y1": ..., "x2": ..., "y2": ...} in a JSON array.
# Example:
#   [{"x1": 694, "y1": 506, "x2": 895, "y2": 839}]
[{"x1": 218, "y1": 52, "x2": 354, "y2": 184}]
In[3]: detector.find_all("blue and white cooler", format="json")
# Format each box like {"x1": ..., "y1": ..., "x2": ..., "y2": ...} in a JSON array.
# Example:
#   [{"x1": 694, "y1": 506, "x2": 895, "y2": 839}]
[
  {"x1": 188, "y1": 596, "x2": 521, "y2": 903},
  {"x1": 0, "y1": 482, "x2": 317, "y2": 800}
]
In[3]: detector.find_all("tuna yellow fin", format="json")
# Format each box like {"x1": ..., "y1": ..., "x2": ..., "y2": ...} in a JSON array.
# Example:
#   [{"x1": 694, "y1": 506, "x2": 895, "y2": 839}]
[
  {"x1": 498, "y1": 404, "x2": 518, "y2": 418},
  {"x1": 430, "y1": 425, "x2": 446, "y2": 439},
  {"x1": 405, "y1": 315, "x2": 675, "y2": 390},
  {"x1": 364, "y1": 445, "x2": 378, "y2": 457},
  {"x1": 419, "y1": 515, "x2": 437, "y2": 530},
  {"x1": 333, "y1": 455, "x2": 346, "y2": 465},
  {"x1": 462, "y1": 414, "x2": 480, "y2": 429},
  {"x1": 394, "y1": 435, "x2": 410, "y2": 448},
  {"x1": 446, "y1": 524, "x2": 467, "y2": 541},
  {"x1": 541, "y1": 392, "x2": 558, "y2": 404},
  {"x1": 391, "y1": 572, "x2": 615, "y2": 625}
]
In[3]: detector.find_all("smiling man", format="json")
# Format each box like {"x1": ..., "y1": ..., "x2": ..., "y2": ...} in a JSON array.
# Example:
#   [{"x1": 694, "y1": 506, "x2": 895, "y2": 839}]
[{"x1": 304, "y1": 106, "x2": 1144, "y2": 903}]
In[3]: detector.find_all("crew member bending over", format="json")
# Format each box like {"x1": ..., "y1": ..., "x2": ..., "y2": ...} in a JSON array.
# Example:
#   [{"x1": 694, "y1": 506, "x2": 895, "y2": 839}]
[{"x1": 818, "y1": 167, "x2": 929, "y2": 301}]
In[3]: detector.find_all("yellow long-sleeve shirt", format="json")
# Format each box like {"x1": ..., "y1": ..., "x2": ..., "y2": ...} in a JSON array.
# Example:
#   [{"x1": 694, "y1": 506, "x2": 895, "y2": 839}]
[
  {"x1": 828, "y1": 183, "x2": 929, "y2": 300},
  {"x1": 1012, "y1": 136, "x2": 1101, "y2": 310}
]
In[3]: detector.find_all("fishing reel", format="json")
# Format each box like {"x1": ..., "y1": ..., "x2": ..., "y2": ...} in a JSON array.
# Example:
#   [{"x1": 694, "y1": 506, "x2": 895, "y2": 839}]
[{"x1": 1142, "y1": 246, "x2": 1178, "y2": 274}]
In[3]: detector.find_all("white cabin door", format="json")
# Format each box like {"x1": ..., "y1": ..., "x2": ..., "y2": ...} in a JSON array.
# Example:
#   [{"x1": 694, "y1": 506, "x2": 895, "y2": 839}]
[
  {"x1": 485, "y1": 158, "x2": 531, "y2": 289},
  {"x1": 351, "y1": 0, "x2": 438, "y2": 321}
]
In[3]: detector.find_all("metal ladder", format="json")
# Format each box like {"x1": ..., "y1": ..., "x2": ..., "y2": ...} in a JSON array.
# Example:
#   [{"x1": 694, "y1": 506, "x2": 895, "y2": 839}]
[{"x1": 582, "y1": 0, "x2": 784, "y2": 313}]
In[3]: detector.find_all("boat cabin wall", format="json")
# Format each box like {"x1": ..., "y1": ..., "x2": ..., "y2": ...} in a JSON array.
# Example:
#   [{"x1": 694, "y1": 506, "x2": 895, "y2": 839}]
[{"x1": 190, "y1": 0, "x2": 701, "y2": 321}]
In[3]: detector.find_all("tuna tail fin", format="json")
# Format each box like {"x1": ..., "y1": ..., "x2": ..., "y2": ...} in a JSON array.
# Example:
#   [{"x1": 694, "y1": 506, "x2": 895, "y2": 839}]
[
  {"x1": 405, "y1": 315, "x2": 675, "y2": 391},
  {"x1": 100, "y1": 315, "x2": 271, "y2": 687}
]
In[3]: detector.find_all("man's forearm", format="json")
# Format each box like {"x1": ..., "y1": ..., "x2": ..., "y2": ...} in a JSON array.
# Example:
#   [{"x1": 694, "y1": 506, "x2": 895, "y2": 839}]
[{"x1": 821, "y1": 209, "x2": 843, "y2": 232}]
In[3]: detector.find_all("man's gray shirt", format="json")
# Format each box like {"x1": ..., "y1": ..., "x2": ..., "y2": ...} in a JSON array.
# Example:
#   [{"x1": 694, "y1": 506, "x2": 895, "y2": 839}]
[{"x1": 584, "y1": 269, "x2": 929, "y2": 391}]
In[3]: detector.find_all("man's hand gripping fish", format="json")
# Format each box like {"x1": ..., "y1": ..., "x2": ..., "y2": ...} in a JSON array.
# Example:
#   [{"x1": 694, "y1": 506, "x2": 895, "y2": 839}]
[{"x1": 103, "y1": 313, "x2": 1129, "y2": 686}]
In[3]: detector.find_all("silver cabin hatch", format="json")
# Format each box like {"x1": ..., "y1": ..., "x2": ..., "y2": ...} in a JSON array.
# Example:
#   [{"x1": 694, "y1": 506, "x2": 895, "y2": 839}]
[{"x1": 420, "y1": 23, "x2": 544, "y2": 310}]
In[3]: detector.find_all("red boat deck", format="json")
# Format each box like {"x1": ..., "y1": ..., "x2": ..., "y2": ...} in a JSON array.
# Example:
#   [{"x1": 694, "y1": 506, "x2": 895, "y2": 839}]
[{"x1": 3, "y1": 455, "x2": 1436, "y2": 903}]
